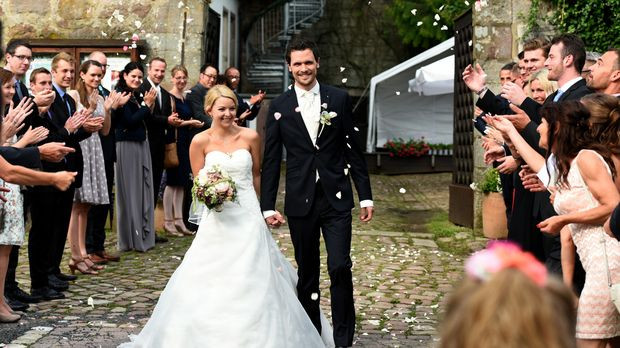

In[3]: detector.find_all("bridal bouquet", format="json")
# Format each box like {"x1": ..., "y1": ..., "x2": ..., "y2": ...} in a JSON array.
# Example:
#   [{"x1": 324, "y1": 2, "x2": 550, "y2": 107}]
[{"x1": 192, "y1": 165, "x2": 237, "y2": 212}]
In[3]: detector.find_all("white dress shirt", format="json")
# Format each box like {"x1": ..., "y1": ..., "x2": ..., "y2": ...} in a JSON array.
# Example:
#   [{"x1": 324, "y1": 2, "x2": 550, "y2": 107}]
[{"x1": 262, "y1": 82, "x2": 373, "y2": 219}]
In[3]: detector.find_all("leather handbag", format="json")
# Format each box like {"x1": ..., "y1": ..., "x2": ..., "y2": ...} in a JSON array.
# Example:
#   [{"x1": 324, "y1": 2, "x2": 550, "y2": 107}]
[{"x1": 164, "y1": 96, "x2": 179, "y2": 169}]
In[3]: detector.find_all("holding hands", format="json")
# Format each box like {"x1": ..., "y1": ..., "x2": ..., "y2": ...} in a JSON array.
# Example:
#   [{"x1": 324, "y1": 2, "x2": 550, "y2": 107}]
[{"x1": 265, "y1": 211, "x2": 286, "y2": 228}]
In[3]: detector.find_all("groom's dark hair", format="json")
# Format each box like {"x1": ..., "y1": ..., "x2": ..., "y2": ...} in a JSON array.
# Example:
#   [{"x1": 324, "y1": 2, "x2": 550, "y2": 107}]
[{"x1": 285, "y1": 38, "x2": 320, "y2": 65}]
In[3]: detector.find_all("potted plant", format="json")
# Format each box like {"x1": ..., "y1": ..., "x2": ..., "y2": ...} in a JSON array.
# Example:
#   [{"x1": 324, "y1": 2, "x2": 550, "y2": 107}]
[{"x1": 472, "y1": 168, "x2": 508, "y2": 239}]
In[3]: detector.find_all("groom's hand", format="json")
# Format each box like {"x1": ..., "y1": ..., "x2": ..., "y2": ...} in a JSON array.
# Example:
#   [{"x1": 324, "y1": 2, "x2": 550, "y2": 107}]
[
  {"x1": 265, "y1": 211, "x2": 286, "y2": 228},
  {"x1": 360, "y1": 207, "x2": 374, "y2": 222}
]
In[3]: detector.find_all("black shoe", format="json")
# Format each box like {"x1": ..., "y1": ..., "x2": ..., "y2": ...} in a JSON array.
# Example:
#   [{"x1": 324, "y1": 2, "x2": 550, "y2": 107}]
[
  {"x1": 47, "y1": 275, "x2": 69, "y2": 292},
  {"x1": 6, "y1": 287, "x2": 41, "y2": 303},
  {"x1": 31, "y1": 287, "x2": 65, "y2": 301},
  {"x1": 5, "y1": 295, "x2": 29, "y2": 312},
  {"x1": 155, "y1": 235, "x2": 168, "y2": 243},
  {"x1": 55, "y1": 272, "x2": 77, "y2": 281}
]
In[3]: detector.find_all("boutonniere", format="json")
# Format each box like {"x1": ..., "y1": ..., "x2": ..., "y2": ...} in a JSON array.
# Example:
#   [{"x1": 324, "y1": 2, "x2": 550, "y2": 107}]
[{"x1": 318, "y1": 104, "x2": 337, "y2": 138}]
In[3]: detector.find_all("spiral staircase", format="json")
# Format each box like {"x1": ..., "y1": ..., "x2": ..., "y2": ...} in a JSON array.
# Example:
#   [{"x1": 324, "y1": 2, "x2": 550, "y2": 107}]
[{"x1": 244, "y1": 0, "x2": 324, "y2": 94}]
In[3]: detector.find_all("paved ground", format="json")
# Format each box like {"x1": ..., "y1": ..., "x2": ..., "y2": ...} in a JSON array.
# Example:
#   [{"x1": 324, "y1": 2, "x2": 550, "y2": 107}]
[{"x1": 0, "y1": 173, "x2": 486, "y2": 347}]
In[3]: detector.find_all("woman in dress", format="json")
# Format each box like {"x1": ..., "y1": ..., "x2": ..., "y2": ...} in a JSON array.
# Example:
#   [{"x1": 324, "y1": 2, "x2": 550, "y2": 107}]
[
  {"x1": 66, "y1": 60, "x2": 122, "y2": 274},
  {"x1": 114, "y1": 62, "x2": 158, "y2": 252},
  {"x1": 162, "y1": 65, "x2": 203, "y2": 236},
  {"x1": 489, "y1": 101, "x2": 620, "y2": 345},
  {"x1": 0, "y1": 69, "x2": 76, "y2": 323},
  {"x1": 119, "y1": 85, "x2": 333, "y2": 347}
]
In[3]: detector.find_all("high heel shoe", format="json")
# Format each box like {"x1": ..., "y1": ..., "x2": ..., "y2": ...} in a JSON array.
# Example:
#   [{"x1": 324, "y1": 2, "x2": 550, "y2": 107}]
[
  {"x1": 69, "y1": 258, "x2": 98, "y2": 275},
  {"x1": 84, "y1": 256, "x2": 104, "y2": 271},
  {"x1": 164, "y1": 220, "x2": 184, "y2": 237},
  {"x1": 174, "y1": 219, "x2": 195, "y2": 236},
  {"x1": 0, "y1": 312, "x2": 21, "y2": 323}
]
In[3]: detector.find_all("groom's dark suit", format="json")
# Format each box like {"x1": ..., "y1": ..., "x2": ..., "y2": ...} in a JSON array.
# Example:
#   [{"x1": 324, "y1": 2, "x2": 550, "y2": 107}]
[{"x1": 261, "y1": 83, "x2": 372, "y2": 346}]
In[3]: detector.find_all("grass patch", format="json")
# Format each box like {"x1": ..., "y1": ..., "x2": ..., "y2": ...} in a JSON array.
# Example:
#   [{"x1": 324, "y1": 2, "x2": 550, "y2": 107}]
[{"x1": 425, "y1": 211, "x2": 471, "y2": 239}]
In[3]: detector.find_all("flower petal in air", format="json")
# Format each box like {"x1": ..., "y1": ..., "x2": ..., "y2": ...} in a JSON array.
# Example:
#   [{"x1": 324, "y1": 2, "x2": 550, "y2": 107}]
[
  {"x1": 274, "y1": 112, "x2": 282, "y2": 120},
  {"x1": 336, "y1": 191, "x2": 342, "y2": 199}
]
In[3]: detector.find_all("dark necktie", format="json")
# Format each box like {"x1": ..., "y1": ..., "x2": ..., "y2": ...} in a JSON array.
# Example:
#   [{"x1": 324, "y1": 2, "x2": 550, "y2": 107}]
[
  {"x1": 62, "y1": 93, "x2": 73, "y2": 116},
  {"x1": 15, "y1": 81, "x2": 23, "y2": 100}
]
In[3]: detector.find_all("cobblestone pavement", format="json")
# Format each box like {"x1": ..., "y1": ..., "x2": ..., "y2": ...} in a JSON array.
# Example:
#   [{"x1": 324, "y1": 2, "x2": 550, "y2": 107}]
[{"x1": 1, "y1": 173, "x2": 486, "y2": 347}]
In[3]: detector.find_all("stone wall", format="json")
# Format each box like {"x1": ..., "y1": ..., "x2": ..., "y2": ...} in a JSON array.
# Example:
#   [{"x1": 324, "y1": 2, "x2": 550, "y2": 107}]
[
  {"x1": 0, "y1": 0, "x2": 210, "y2": 89},
  {"x1": 297, "y1": 0, "x2": 410, "y2": 97}
]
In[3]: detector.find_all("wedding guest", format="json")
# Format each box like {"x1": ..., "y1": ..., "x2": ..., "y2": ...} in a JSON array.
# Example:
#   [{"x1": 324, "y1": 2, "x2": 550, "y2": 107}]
[
  {"x1": 528, "y1": 69, "x2": 558, "y2": 105},
  {"x1": 587, "y1": 48, "x2": 620, "y2": 95},
  {"x1": 490, "y1": 101, "x2": 620, "y2": 345},
  {"x1": 523, "y1": 38, "x2": 550, "y2": 79},
  {"x1": 224, "y1": 66, "x2": 265, "y2": 127},
  {"x1": 0, "y1": 69, "x2": 77, "y2": 323},
  {"x1": 27, "y1": 52, "x2": 93, "y2": 301},
  {"x1": 85, "y1": 51, "x2": 122, "y2": 264},
  {"x1": 499, "y1": 62, "x2": 516, "y2": 86},
  {"x1": 66, "y1": 60, "x2": 124, "y2": 275},
  {"x1": 3, "y1": 39, "x2": 57, "y2": 309},
  {"x1": 581, "y1": 93, "x2": 620, "y2": 191},
  {"x1": 114, "y1": 62, "x2": 157, "y2": 252},
  {"x1": 187, "y1": 63, "x2": 218, "y2": 131},
  {"x1": 582, "y1": 51, "x2": 600, "y2": 82},
  {"x1": 138, "y1": 58, "x2": 181, "y2": 242},
  {"x1": 162, "y1": 65, "x2": 203, "y2": 236},
  {"x1": 440, "y1": 242, "x2": 576, "y2": 348}
]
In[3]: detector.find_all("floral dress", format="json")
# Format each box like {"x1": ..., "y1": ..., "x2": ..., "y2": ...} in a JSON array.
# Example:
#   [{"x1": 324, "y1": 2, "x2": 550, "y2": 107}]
[{"x1": 0, "y1": 135, "x2": 24, "y2": 245}]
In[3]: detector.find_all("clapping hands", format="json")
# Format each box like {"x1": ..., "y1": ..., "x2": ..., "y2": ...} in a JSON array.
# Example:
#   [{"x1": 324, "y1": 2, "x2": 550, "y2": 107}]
[
  {"x1": 2, "y1": 98, "x2": 34, "y2": 142},
  {"x1": 143, "y1": 88, "x2": 157, "y2": 109},
  {"x1": 64, "y1": 109, "x2": 90, "y2": 134}
]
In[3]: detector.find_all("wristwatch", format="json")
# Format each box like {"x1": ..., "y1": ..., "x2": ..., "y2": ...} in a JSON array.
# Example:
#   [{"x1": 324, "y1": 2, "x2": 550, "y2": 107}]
[{"x1": 476, "y1": 86, "x2": 488, "y2": 96}]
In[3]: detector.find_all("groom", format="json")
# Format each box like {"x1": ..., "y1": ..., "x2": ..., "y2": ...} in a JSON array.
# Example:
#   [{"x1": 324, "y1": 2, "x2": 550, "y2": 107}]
[{"x1": 260, "y1": 38, "x2": 373, "y2": 347}]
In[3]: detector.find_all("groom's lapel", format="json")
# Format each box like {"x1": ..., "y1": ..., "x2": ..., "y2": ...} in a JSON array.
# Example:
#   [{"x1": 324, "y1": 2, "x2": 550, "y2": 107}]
[
  {"x1": 285, "y1": 89, "x2": 314, "y2": 148},
  {"x1": 316, "y1": 85, "x2": 331, "y2": 146}
]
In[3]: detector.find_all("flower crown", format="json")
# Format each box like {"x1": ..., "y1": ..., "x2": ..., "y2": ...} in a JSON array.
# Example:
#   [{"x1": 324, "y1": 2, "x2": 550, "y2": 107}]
[{"x1": 465, "y1": 241, "x2": 548, "y2": 286}]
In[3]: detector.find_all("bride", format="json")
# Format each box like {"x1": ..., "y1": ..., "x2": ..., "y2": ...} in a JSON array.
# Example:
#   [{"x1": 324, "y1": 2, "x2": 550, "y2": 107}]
[{"x1": 119, "y1": 85, "x2": 334, "y2": 347}]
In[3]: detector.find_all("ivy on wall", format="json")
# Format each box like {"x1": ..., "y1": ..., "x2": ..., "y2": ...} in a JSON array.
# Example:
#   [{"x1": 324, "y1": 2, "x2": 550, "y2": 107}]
[{"x1": 527, "y1": 0, "x2": 619, "y2": 52}]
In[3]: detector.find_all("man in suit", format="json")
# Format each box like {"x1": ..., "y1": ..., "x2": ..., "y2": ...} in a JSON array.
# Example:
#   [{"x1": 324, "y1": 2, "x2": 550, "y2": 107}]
[
  {"x1": 587, "y1": 48, "x2": 620, "y2": 96},
  {"x1": 501, "y1": 34, "x2": 592, "y2": 294},
  {"x1": 85, "y1": 51, "x2": 121, "y2": 263},
  {"x1": 224, "y1": 66, "x2": 265, "y2": 127},
  {"x1": 27, "y1": 53, "x2": 95, "y2": 300},
  {"x1": 260, "y1": 39, "x2": 373, "y2": 348},
  {"x1": 187, "y1": 63, "x2": 218, "y2": 131},
  {"x1": 138, "y1": 57, "x2": 182, "y2": 243},
  {"x1": 3, "y1": 40, "x2": 62, "y2": 309}
]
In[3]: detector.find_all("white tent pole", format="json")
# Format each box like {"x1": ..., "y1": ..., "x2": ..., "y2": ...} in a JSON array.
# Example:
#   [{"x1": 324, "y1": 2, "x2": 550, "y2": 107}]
[{"x1": 366, "y1": 78, "x2": 377, "y2": 153}]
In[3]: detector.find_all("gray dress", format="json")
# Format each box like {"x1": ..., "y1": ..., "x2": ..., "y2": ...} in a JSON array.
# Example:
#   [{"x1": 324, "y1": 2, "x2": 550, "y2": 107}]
[
  {"x1": 115, "y1": 139, "x2": 155, "y2": 252},
  {"x1": 74, "y1": 98, "x2": 109, "y2": 205}
]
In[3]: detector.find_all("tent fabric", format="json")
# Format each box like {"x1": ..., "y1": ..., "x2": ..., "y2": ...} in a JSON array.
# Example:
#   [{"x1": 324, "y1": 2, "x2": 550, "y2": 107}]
[
  {"x1": 408, "y1": 55, "x2": 454, "y2": 96},
  {"x1": 366, "y1": 38, "x2": 455, "y2": 152}
]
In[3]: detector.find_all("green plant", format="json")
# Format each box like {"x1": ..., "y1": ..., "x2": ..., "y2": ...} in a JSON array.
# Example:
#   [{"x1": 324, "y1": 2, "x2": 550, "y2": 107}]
[
  {"x1": 525, "y1": 0, "x2": 619, "y2": 52},
  {"x1": 384, "y1": 137, "x2": 431, "y2": 157},
  {"x1": 428, "y1": 143, "x2": 453, "y2": 151},
  {"x1": 473, "y1": 168, "x2": 502, "y2": 193}
]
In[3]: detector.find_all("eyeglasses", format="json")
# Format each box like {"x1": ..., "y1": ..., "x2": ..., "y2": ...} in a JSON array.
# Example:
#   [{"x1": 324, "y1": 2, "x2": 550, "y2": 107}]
[
  {"x1": 202, "y1": 73, "x2": 217, "y2": 79},
  {"x1": 12, "y1": 55, "x2": 34, "y2": 62}
]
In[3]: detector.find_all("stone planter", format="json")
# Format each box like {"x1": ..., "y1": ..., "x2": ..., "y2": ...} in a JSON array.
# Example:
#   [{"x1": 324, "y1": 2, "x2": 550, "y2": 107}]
[{"x1": 482, "y1": 192, "x2": 508, "y2": 239}]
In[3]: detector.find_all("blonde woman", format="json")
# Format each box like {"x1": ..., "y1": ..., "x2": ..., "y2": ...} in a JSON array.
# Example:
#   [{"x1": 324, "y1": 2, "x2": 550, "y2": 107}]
[{"x1": 528, "y1": 68, "x2": 558, "y2": 105}]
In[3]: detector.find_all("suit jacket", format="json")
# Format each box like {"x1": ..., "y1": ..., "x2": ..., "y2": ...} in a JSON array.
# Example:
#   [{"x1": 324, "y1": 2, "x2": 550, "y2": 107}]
[
  {"x1": 186, "y1": 83, "x2": 211, "y2": 130},
  {"x1": 520, "y1": 78, "x2": 592, "y2": 124},
  {"x1": 260, "y1": 84, "x2": 372, "y2": 217},
  {"x1": 138, "y1": 80, "x2": 172, "y2": 149},
  {"x1": 234, "y1": 91, "x2": 260, "y2": 127},
  {"x1": 475, "y1": 90, "x2": 514, "y2": 116},
  {"x1": 29, "y1": 86, "x2": 90, "y2": 191},
  {"x1": 0, "y1": 146, "x2": 41, "y2": 169}
]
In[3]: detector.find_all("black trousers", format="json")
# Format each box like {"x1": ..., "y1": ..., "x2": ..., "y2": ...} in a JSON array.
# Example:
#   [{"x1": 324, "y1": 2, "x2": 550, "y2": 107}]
[
  {"x1": 86, "y1": 159, "x2": 115, "y2": 254},
  {"x1": 28, "y1": 188, "x2": 74, "y2": 289},
  {"x1": 287, "y1": 181, "x2": 355, "y2": 347},
  {"x1": 149, "y1": 143, "x2": 164, "y2": 205}
]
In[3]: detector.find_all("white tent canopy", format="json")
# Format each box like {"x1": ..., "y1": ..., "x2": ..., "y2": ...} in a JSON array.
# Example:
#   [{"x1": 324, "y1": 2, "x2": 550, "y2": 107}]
[{"x1": 366, "y1": 38, "x2": 454, "y2": 152}]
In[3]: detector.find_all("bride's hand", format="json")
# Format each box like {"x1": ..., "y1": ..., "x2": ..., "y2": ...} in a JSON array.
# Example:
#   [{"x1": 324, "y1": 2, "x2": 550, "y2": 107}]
[{"x1": 265, "y1": 211, "x2": 286, "y2": 228}]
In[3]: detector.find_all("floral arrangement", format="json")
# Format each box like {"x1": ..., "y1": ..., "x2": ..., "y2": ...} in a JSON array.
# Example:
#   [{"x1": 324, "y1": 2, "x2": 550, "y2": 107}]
[
  {"x1": 465, "y1": 241, "x2": 548, "y2": 286},
  {"x1": 470, "y1": 168, "x2": 502, "y2": 193},
  {"x1": 384, "y1": 137, "x2": 431, "y2": 158},
  {"x1": 192, "y1": 165, "x2": 237, "y2": 212}
]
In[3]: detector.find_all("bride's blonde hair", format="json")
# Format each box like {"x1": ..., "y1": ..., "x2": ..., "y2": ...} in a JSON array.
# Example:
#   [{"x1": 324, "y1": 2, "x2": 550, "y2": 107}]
[{"x1": 204, "y1": 85, "x2": 238, "y2": 116}]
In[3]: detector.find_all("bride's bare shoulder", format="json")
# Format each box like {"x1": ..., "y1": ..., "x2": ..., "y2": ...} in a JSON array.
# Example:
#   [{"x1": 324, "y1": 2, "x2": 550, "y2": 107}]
[
  {"x1": 191, "y1": 129, "x2": 213, "y2": 145},
  {"x1": 239, "y1": 127, "x2": 259, "y2": 142}
]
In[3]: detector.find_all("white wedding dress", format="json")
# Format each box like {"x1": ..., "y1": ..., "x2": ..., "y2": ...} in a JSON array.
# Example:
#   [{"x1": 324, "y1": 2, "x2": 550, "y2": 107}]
[{"x1": 119, "y1": 149, "x2": 334, "y2": 348}]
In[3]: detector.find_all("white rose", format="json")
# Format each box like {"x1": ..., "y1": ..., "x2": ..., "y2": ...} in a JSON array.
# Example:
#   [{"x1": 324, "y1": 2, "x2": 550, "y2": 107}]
[
  {"x1": 215, "y1": 182, "x2": 230, "y2": 193},
  {"x1": 328, "y1": 111, "x2": 337, "y2": 118},
  {"x1": 197, "y1": 170, "x2": 208, "y2": 186}
]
